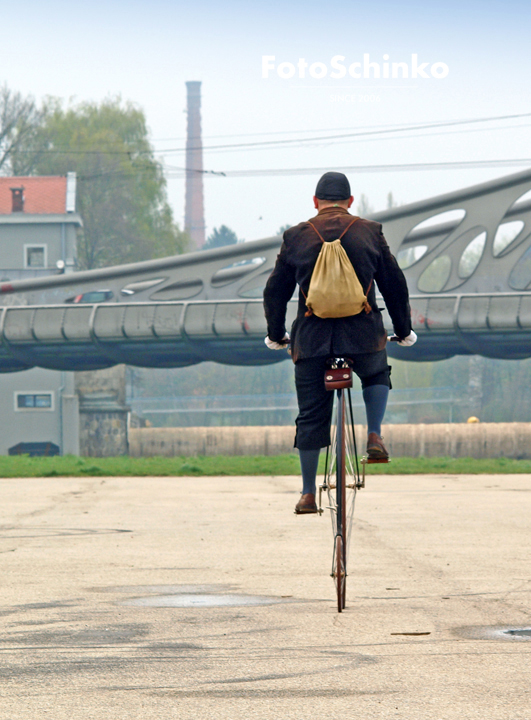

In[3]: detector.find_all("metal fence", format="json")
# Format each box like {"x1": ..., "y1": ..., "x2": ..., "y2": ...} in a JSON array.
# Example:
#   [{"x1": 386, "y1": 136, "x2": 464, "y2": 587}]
[{"x1": 128, "y1": 386, "x2": 469, "y2": 427}]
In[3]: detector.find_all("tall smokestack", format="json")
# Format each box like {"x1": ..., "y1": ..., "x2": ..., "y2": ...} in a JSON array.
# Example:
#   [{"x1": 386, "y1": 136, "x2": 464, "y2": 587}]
[{"x1": 184, "y1": 81, "x2": 206, "y2": 249}]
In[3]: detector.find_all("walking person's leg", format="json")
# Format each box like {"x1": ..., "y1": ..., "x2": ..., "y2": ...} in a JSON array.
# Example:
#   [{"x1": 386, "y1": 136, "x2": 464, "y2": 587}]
[{"x1": 293, "y1": 356, "x2": 334, "y2": 514}]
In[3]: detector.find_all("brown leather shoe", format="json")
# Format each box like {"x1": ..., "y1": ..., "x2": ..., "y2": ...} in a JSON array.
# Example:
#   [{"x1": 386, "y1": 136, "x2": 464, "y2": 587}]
[
  {"x1": 367, "y1": 432, "x2": 389, "y2": 460},
  {"x1": 295, "y1": 493, "x2": 318, "y2": 514}
]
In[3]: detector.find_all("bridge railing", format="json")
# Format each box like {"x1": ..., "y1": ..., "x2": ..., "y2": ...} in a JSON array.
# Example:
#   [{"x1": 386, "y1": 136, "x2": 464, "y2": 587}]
[
  {"x1": 0, "y1": 298, "x2": 295, "y2": 343},
  {"x1": 408, "y1": 292, "x2": 531, "y2": 332},
  {"x1": 3, "y1": 292, "x2": 531, "y2": 345},
  {"x1": 2, "y1": 293, "x2": 531, "y2": 371}
]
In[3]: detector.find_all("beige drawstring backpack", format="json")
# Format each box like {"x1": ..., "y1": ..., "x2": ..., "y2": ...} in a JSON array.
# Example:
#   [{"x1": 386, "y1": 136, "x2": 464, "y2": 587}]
[{"x1": 304, "y1": 217, "x2": 372, "y2": 319}]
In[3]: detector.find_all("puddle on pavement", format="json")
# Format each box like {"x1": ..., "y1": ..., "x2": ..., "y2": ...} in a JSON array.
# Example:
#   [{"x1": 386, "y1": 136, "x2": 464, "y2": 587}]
[
  {"x1": 116, "y1": 584, "x2": 288, "y2": 608},
  {"x1": 0, "y1": 527, "x2": 131, "y2": 538},
  {"x1": 455, "y1": 625, "x2": 531, "y2": 641},
  {"x1": 503, "y1": 628, "x2": 531, "y2": 638},
  {"x1": 122, "y1": 594, "x2": 284, "y2": 608},
  {"x1": 103, "y1": 584, "x2": 231, "y2": 595}
]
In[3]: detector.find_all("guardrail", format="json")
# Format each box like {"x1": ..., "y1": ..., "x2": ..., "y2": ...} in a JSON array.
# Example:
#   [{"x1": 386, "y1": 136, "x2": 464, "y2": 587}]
[
  {"x1": 409, "y1": 292, "x2": 531, "y2": 331},
  {"x1": 1, "y1": 293, "x2": 531, "y2": 373}
]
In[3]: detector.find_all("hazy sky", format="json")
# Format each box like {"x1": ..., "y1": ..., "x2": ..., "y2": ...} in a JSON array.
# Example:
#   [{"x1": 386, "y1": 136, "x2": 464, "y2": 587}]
[{"x1": 2, "y1": 0, "x2": 530, "y2": 242}]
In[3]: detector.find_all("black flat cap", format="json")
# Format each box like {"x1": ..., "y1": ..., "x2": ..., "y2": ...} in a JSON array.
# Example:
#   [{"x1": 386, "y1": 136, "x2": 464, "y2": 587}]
[{"x1": 315, "y1": 172, "x2": 351, "y2": 200}]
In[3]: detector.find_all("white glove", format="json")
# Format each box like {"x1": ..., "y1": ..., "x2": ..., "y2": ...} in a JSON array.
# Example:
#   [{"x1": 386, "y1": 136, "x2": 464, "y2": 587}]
[
  {"x1": 397, "y1": 330, "x2": 418, "y2": 347},
  {"x1": 264, "y1": 333, "x2": 290, "y2": 350}
]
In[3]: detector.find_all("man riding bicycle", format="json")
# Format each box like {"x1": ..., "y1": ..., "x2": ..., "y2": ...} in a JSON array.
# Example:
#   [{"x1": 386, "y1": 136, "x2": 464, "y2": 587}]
[{"x1": 263, "y1": 172, "x2": 416, "y2": 515}]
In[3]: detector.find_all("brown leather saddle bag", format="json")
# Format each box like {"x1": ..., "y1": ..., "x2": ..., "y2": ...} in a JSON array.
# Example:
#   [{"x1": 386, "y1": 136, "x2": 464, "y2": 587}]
[{"x1": 324, "y1": 366, "x2": 353, "y2": 391}]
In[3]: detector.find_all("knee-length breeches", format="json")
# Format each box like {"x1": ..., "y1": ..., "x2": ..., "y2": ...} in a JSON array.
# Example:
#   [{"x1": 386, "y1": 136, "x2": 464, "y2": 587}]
[{"x1": 293, "y1": 350, "x2": 391, "y2": 450}]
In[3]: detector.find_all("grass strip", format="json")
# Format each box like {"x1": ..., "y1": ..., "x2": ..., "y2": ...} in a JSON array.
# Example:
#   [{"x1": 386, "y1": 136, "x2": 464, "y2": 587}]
[{"x1": 1, "y1": 455, "x2": 531, "y2": 477}]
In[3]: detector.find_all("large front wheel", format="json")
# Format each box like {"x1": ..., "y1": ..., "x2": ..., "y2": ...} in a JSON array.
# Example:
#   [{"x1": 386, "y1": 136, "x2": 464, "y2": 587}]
[{"x1": 323, "y1": 375, "x2": 361, "y2": 613}]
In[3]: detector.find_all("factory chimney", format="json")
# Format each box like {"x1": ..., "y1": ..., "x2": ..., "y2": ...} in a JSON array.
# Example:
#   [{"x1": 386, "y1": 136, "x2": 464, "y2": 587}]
[{"x1": 184, "y1": 81, "x2": 206, "y2": 249}]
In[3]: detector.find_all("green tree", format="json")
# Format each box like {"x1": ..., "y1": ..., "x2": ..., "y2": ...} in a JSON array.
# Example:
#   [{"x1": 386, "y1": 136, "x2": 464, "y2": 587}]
[
  {"x1": 204, "y1": 224, "x2": 239, "y2": 250},
  {"x1": 0, "y1": 85, "x2": 44, "y2": 175},
  {"x1": 11, "y1": 96, "x2": 189, "y2": 268}
]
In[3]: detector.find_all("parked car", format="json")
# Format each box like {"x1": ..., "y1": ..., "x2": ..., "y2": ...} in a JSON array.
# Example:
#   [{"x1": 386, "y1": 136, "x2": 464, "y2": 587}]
[{"x1": 64, "y1": 290, "x2": 114, "y2": 304}]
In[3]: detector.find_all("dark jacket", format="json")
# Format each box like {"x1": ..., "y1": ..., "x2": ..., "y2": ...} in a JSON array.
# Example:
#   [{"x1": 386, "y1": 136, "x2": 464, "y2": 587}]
[{"x1": 263, "y1": 206, "x2": 412, "y2": 362}]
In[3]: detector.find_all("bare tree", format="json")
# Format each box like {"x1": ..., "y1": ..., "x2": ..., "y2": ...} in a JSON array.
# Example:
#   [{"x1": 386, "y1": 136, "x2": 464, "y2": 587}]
[
  {"x1": 0, "y1": 85, "x2": 44, "y2": 175},
  {"x1": 356, "y1": 193, "x2": 374, "y2": 216},
  {"x1": 387, "y1": 191, "x2": 399, "y2": 209}
]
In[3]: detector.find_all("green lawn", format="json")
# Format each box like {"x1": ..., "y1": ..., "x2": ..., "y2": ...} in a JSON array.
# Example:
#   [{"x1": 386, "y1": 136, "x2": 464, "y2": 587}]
[{"x1": 0, "y1": 455, "x2": 531, "y2": 477}]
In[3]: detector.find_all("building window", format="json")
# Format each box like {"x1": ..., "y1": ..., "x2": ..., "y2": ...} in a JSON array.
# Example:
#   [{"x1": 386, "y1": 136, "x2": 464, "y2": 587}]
[
  {"x1": 15, "y1": 392, "x2": 54, "y2": 411},
  {"x1": 24, "y1": 245, "x2": 47, "y2": 268}
]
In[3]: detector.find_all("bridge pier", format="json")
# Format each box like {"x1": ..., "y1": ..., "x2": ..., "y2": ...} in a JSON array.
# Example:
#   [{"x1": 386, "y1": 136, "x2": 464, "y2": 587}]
[{"x1": 75, "y1": 366, "x2": 129, "y2": 457}]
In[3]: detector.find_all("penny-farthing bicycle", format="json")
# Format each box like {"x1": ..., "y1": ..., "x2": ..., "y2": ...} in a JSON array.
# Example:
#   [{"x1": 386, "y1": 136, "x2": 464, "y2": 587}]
[{"x1": 318, "y1": 358, "x2": 388, "y2": 612}]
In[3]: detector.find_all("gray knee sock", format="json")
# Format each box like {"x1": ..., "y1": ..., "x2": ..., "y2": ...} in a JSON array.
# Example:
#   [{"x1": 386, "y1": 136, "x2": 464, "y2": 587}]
[
  {"x1": 299, "y1": 448, "x2": 320, "y2": 495},
  {"x1": 363, "y1": 384, "x2": 389, "y2": 436}
]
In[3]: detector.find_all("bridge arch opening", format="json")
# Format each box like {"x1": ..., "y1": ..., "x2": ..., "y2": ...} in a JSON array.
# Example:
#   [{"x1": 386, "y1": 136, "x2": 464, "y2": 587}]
[
  {"x1": 417, "y1": 255, "x2": 452, "y2": 293},
  {"x1": 458, "y1": 231, "x2": 487, "y2": 279},
  {"x1": 493, "y1": 220, "x2": 525, "y2": 257}
]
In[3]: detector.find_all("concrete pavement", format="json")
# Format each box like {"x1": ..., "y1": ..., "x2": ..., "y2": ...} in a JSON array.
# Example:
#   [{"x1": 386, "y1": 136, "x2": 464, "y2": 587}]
[{"x1": 0, "y1": 472, "x2": 530, "y2": 719}]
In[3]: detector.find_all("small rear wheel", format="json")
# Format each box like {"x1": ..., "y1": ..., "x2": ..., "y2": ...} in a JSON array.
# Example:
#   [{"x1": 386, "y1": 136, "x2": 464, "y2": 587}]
[{"x1": 335, "y1": 534, "x2": 346, "y2": 612}]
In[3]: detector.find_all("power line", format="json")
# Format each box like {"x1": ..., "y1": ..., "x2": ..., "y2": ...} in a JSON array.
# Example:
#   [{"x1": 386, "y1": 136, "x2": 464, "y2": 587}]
[
  {"x1": 157, "y1": 112, "x2": 531, "y2": 154},
  {"x1": 164, "y1": 159, "x2": 531, "y2": 179},
  {"x1": 158, "y1": 121, "x2": 531, "y2": 158},
  {"x1": 76, "y1": 158, "x2": 531, "y2": 182},
  {"x1": 10, "y1": 111, "x2": 531, "y2": 156},
  {"x1": 69, "y1": 116, "x2": 531, "y2": 146},
  {"x1": 150, "y1": 119, "x2": 438, "y2": 144}
]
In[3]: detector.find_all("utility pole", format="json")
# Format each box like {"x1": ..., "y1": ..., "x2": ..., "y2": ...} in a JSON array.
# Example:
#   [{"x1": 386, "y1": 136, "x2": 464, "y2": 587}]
[
  {"x1": 468, "y1": 355, "x2": 484, "y2": 419},
  {"x1": 184, "y1": 81, "x2": 206, "y2": 249}
]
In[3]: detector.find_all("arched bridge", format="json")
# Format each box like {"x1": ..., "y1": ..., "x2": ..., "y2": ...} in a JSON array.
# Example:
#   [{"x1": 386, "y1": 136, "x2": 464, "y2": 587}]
[{"x1": 1, "y1": 167, "x2": 531, "y2": 371}]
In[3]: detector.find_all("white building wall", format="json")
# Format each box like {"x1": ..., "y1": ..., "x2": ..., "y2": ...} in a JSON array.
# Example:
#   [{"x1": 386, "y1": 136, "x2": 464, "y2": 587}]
[{"x1": 0, "y1": 367, "x2": 64, "y2": 454}]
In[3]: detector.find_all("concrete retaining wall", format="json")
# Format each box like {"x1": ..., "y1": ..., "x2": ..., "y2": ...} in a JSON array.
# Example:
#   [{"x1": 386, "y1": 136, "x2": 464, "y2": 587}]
[
  {"x1": 129, "y1": 422, "x2": 531, "y2": 459},
  {"x1": 382, "y1": 423, "x2": 529, "y2": 459},
  {"x1": 129, "y1": 425, "x2": 294, "y2": 458}
]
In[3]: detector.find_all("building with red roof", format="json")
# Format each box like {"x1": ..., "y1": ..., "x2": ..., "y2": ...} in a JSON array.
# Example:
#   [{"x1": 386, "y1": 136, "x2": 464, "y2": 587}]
[
  {"x1": 0, "y1": 176, "x2": 70, "y2": 214},
  {"x1": 0, "y1": 173, "x2": 83, "y2": 457},
  {"x1": 0, "y1": 172, "x2": 82, "y2": 277}
]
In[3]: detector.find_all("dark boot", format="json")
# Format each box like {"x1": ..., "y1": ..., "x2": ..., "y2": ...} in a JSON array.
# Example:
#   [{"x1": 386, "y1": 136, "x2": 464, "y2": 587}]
[
  {"x1": 294, "y1": 493, "x2": 318, "y2": 514},
  {"x1": 367, "y1": 432, "x2": 389, "y2": 460}
]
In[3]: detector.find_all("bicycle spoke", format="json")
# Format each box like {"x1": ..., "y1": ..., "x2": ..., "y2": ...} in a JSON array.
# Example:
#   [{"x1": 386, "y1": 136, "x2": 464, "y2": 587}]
[
  {"x1": 324, "y1": 406, "x2": 338, "y2": 537},
  {"x1": 325, "y1": 369, "x2": 365, "y2": 611},
  {"x1": 344, "y1": 388, "x2": 363, "y2": 555}
]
